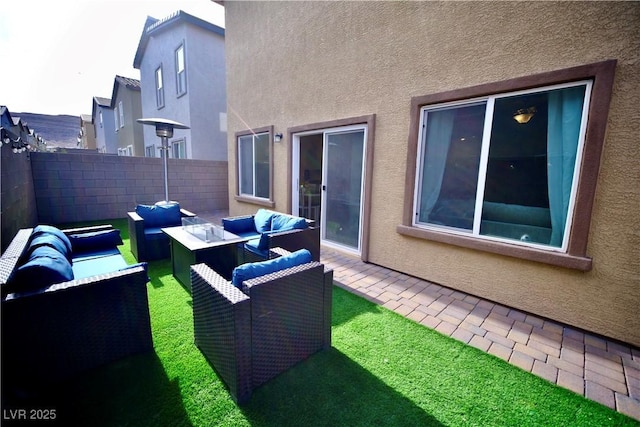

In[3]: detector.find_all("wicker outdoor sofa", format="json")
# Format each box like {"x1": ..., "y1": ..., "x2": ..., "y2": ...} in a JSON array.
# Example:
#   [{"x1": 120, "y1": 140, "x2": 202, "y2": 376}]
[
  {"x1": 1, "y1": 225, "x2": 153, "y2": 396},
  {"x1": 191, "y1": 249, "x2": 333, "y2": 403}
]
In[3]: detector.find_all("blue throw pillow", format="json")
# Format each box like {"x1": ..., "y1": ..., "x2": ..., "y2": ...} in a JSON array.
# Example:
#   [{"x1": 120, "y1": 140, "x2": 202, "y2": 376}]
[
  {"x1": 253, "y1": 209, "x2": 274, "y2": 233},
  {"x1": 69, "y1": 229, "x2": 123, "y2": 253},
  {"x1": 30, "y1": 225, "x2": 73, "y2": 256},
  {"x1": 231, "y1": 249, "x2": 312, "y2": 288},
  {"x1": 136, "y1": 203, "x2": 182, "y2": 228},
  {"x1": 222, "y1": 216, "x2": 255, "y2": 234},
  {"x1": 27, "y1": 234, "x2": 73, "y2": 263},
  {"x1": 12, "y1": 246, "x2": 74, "y2": 292},
  {"x1": 271, "y1": 215, "x2": 308, "y2": 232}
]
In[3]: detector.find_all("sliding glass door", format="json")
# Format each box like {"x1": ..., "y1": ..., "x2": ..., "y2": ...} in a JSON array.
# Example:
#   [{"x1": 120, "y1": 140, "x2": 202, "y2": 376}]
[{"x1": 322, "y1": 128, "x2": 366, "y2": 252}]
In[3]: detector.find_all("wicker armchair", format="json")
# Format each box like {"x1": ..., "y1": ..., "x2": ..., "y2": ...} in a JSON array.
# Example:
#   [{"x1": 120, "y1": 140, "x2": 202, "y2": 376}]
[
  {"x1": 190, "y1": 253, "x2": 333, "y2": 403},
  {"x1": 128, "y1": 204, "x2": 196, "y2": 262}
]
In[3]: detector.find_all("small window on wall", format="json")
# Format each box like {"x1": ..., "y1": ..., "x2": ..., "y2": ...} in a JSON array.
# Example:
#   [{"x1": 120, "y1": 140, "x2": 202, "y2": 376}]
[
  {"x1": 99, "y1": 111, "x2": 103, "y2": 128},
  {"x1": 155, "y1": 66, "x2": 164, "y2": 108},
  {"x1": 126, "y1": 145, "x2": 133, "y2": 156},
  {"x1": 237, "y1": 129, "x2": 271, "y2": 200},
  {"x1": 114, "y1": 106, "x2": 119, "y2": 131},
  {"x1": 145, "y1": 145, "x2": 156, "y2": 158},
  {"x1": 119, "y1": 101, "x2": 124, "y2": 128},
  {"x1": 172, "y1": 139, "x2": 186, "y2": 159},
  {"x1": 400, "y1": 61, "x2": 616, "y2": 270},
  {"x1": 175, "y1": 44, "x2": 186, "y2": 96}
]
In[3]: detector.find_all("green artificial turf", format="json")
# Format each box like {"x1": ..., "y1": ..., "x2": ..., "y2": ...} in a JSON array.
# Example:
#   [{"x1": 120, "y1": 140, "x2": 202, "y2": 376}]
[{"x1": 7, "y1": 219, "x2": 638, "y2": 426}]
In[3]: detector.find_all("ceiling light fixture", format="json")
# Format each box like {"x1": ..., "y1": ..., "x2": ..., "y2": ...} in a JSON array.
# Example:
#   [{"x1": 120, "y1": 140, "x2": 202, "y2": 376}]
[{"x1": 513, "y1": 106, "x2": 536, "y2": 124}]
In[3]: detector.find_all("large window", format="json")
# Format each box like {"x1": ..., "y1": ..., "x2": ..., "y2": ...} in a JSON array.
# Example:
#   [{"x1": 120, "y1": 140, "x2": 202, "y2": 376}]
[
  {"x1": 237, "y1": 129, "x2": 272, "y2": 200},
  {"x1": 415, "y1": 82, "x2": 590, "y2": 250},
  {"x1": 400, "y1": 61, "x2": 616, "y2": 270},
  {"x1": 175, "y1": 44, "x2": 186, "y2": 96},
  {"x1": 155, "y1": 66, "x2": 164, "y2": 108}
]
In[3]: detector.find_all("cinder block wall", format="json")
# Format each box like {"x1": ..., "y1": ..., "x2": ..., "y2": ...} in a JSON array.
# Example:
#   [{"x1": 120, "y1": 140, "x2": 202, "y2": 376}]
[
  {"x1": 1, "y1": 146, "x2": 38, "y2": 251},
  {"x1": 28, "y1": 152, "x2": 227, "y2": 225}
]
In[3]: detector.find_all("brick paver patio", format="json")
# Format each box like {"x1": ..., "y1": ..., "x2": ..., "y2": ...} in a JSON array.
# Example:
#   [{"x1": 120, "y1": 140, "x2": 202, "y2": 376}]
[{"x1": 201, "y1": 211, "x2": 640, "y2": 421}]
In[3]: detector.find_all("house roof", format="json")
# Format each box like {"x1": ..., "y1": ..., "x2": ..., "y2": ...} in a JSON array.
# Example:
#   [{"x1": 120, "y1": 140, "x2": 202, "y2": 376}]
[
  {"x1": 133, "y1": 10, "x2": 225, "y2": 69},
  {"x1": 110, "y1": 75, "x2": 141, "y2": 108},
  {"x1": 93, "y1": 96, "x2": 111, "y2": 107}
]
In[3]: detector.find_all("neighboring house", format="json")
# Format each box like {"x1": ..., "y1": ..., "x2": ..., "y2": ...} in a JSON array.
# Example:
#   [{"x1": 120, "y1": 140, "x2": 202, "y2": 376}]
[
  {"x1": 78, "y1": 114, "x2": 96, "y2": 149},
  {"x1": 221, "y1": 2, "x2": 640, "y2": 347},
  {"x1": 92, "y1": 96, "x2": 117, "y2": 154},
  {"x1": 133, "y1": 10, "x2": 227, "y2": 161},
  {"x1": 110, "y1": 75, "x2": 144, "y2": 156}
]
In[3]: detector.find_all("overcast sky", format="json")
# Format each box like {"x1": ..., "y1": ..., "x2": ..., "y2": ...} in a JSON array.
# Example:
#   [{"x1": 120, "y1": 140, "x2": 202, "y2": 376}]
[{"x1": 0, "y1": 0, "x2": 225, "y2": 117}]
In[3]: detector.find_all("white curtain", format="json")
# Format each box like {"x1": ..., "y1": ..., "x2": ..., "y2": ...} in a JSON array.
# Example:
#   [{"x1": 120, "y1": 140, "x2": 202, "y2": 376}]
[
  {"x1": 547, "y1": 86, "x2": 585, "y2": 247},
  {"x1": 419, "y1": 109, "x2": 456, "y2": 223}
]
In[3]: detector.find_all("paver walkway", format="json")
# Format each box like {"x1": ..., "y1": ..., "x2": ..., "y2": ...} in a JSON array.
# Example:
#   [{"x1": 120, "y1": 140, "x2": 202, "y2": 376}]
[{"x1": 201, "y1": 211, "x2": 640, "y2": 421}]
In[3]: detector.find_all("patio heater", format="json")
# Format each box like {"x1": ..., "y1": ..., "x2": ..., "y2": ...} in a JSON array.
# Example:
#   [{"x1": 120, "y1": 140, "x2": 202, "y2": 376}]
[{"x1": 137, "y1": 118, "x2": 189, "y2": 205}]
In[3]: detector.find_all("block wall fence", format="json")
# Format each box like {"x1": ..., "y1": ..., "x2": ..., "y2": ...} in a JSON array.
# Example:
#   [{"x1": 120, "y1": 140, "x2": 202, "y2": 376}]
[{"x1": 1, "y1": 148, "x2": 228, "y2": 251}]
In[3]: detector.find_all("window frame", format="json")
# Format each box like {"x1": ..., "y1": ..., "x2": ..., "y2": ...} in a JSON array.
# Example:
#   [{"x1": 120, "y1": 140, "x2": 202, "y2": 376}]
[
  {"x1": 398, "y1": 60, "x2": 616, "y2": 271},
  {"x1": 172, "y1": 138, "x2": 187, "y2": 159},
  {"x1": 118, "y1": 101, "x2": 124, "y2": 128},
  {"x1": 145, "y1": 144, "x2": 156, "y2": 158},
  {"x1": 155, "y1": 65, "x2": 165, "y2": 109},
  {"x1": 235, "y1": 125, "x2": 274, "y2": 207},
  {"x1": 175, "y1": 43, "x2": 187, "y2": 97},
  {"x1": 114, "y1": 106, "x2": 119, "y2": 131}
]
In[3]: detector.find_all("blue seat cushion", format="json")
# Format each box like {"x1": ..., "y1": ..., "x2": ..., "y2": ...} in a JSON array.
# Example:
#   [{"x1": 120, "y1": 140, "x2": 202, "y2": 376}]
[
  {"x1": 222, "y1": 216, "x2": 255, "y2": 234},
  {"x1": 72, "y1": 254, "x2": 128, "y2": 280},
  {"x1": 271, "y1": 215, "x2": 308, "y2": 232},
  {"x1": 68, "y1": 229, "x2": 123, "y2": 253},
  {"x1": 11, "y1": 246, "x2": 74, "y2": 291},
  {"x1": 253, "y1": 209, "x2": 274, "y2": 233},
  {"x1": 144, "y1": 227, "x2": 168, "y2": 240},
  {"x1": 72, "y1": 247, "x2": 121, "y2": 263},
  {"x1": 231, "y1": 249, "x2": 312, "y2": 288},
  {"x1": 27, "y1": 233, "x2": 73, "y2": 263},
  {"x1": 136, "y1": 203, "x2": 182, "y2": 228},
  {"x1": 244, "y1": 238, "x2": 269, "y2": 258},
  {"x1": 30, "y1": 225, "x2": 73, "y2": 258}
]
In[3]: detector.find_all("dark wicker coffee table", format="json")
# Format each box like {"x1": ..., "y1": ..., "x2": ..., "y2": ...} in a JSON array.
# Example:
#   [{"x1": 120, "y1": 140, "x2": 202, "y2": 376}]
[{"x1": 162, "y1": 225, "x2": 245, "y2": 288}]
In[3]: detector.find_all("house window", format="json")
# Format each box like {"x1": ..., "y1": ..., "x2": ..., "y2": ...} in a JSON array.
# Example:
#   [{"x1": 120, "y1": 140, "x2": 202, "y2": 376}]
[
  {"x1": 155, "y1": 66, "x2": 164, "y2": 108},
  {"x1": 172, "y1": 138, "x2": 186, "y2": 159},
  {"x1": 175, "y1": 44, "x2": 186, "y2": 96},
  {"x1": 114, "y1": 106, "x2": 119, "y2": 131},
  {"x1": 237, "y1": 128, "x2": 272, "y2": 200},
  {"x1": 126, "y1": 145, "x2": 133, "y2": 156},
  {"x1": 119, "y1": 101, "x2": 124, "y2": 128},
  {"x1": 145, "y1": 144, "x2": 156, "y2": 158},
  {"x1": 99, "y1": 111, "x2": 103, "y2": 128},
  {"x1": 399, "y1": 61, "x2": 616, "y2": 270}
]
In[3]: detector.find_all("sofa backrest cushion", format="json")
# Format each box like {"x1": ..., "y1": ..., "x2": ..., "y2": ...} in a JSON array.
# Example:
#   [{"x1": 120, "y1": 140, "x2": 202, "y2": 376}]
[
  {"x1": 27, "y1": 233, "x2": 73, "y2": 264},
  {"x1": 30, "y1": 225, "x2": 73, "y2": 259},
  {"x1": 231, "y1": 249, "x2": 312, "y2": 288},
  {"x1": 271, "y1": 215, "x2": 308, "y2": 232},
  {"x1": 222, "y1": 216, "x2": 255, "y2": 234},
  {"x1": 12, "y1": 246, "x2": 74, "y2": 292},
  {"x1": 253, "y1": 209, "x2": 274, "y2": 233},
  {"x1": 136, "y1": 203, "x2": 182, "y2": 228},
  {"x1": 69, "y1": 229, "x2": 123, "y2": 253}
]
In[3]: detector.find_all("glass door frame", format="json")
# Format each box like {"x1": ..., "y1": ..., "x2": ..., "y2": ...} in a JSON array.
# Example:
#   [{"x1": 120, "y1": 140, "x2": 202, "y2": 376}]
[{"x1": 291, "y1": 124, "x2": 368, "y2": 256}]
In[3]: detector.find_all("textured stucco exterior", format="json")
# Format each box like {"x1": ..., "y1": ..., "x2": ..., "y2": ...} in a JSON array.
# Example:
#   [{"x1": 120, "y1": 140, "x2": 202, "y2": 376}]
[
  {"x1": 223, "y1": 1, "x2": 640, "y2": 346},
  {"x1": 113, "y1": 84, "x2": 144, "y2": 156},
  {"x1": 136, "y1": 13, "x2": 227, "y2": 161}
]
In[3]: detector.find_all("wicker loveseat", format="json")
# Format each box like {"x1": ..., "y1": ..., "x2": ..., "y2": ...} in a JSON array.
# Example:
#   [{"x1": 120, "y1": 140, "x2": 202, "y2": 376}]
[
  {"x1": 191, "y1": 248, "x2": 333, "y2": 403},
  {"x1": 1, "y1": 225, "x2": 153, "y2": 396},
  {"x1": 222, "y1": 209, "x2": 320, "y2": 263}
]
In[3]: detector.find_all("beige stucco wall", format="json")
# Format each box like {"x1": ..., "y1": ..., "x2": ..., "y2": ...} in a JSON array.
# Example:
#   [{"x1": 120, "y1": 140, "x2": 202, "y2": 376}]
[{"x1": 224, "y1": 1, "x2": 640, "y2": 346}]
